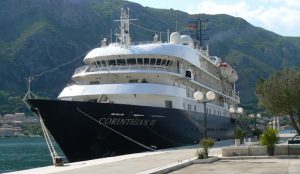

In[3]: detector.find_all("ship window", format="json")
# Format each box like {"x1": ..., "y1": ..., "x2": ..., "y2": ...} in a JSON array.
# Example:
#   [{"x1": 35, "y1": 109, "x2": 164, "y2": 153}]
[
  {"x1": 108, "y1": 60, "x2": 116, "y2": 65},
  {"x1": 101, "y1": 60, "x2": 107, "y2": 66},
  {"x1": 141, "y1": 78, "x2": 148, "y2": 83},
  {"x1": 169, "y1": 61, "x2": 173, "y2": 66},
  {"x1": 117, "y1": 59, "x2": 126, "y2": 65},
  {"x1": 156, "y1": 59, "x2": 162, "y2": 65},
  {"x1": 90, "y1": 81, "x2": 99, "y2": 84},
  {"x1": 185, "y1": 71, "x2": 191, "y2": 78},
  {"x1": 137, "y1": 58, "x2": 143, "y2": 64},
  {"x1": 188, "y1": 104, "x2": 192, "y2": 111},
  {"x1": 165, "y1": 100, "x2": 172, "y2": 108},
  {"x1": 129, "y1": 79, "x2": 138, "y2": 83},
  {"x1": 183, "y1": 103, "x2": 186, "y2": 110},
  {"x1": 161, "y1": 59, "x2": 166, "y2": 65},
  {"x1": 127, "y1": 58, "x2": 136, "y2": 65},
  {"x1": 150, "y1": 58, "x2": 156, "y2": 65},
  {"x1": 166, "y1": 60, "x2": 170, "y2": 66},
  {"x1": 144, "y1": 58, "x2": 150, "y2": 65},
  {"x1": 194, "y1": 105, "x2": 196, "y2": 112}
]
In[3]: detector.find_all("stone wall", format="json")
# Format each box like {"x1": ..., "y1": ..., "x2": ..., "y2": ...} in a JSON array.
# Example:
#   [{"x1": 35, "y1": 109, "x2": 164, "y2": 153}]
[{"x1": 222, "y1": 144, "x2": 300, "y2": 156}]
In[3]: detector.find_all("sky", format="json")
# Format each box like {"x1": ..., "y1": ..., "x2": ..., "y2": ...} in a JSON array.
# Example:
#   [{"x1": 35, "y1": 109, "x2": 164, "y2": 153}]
[{"x1": 128, "y1": 0, "x2": 300, "y2": 37}]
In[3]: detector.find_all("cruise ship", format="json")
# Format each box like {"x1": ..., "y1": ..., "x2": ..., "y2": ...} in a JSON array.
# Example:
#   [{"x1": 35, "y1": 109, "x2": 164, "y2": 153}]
[{"x1": 26, "y1": 9, "x2": 240, "y2": 162}]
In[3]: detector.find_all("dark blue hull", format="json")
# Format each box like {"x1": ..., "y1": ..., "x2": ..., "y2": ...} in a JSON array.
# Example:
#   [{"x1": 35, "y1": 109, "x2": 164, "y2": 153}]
[{"x1": 26, "y1": 99, "x2": 235, "y2": 162}]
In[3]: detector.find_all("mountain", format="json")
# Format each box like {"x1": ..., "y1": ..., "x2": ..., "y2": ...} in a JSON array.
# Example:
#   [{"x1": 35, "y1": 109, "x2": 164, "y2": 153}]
[{"x1": 0, "y1": 0, "x2": 300, "y2": 114}]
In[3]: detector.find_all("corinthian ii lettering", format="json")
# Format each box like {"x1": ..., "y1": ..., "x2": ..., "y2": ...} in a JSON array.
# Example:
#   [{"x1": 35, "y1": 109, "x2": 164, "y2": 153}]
[{"x1": 99, "y1": 118, "x2": 156, "y2": 127}]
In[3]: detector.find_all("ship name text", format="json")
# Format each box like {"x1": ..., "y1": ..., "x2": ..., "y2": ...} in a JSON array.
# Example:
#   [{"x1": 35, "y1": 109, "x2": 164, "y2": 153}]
[{"x1": 99, "y1": 118, "x2": 156, "y2": 127}]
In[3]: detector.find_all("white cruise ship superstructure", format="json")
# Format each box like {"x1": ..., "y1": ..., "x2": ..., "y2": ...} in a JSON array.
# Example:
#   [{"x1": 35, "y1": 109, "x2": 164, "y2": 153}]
[{"x1": 26, "y1": 8, "x2": 240, "y2": 162}]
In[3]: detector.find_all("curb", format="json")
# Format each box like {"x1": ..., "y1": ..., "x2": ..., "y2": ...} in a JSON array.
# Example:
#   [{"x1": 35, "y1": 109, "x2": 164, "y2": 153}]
[
  {"x1": 220, "y1": 155, "x2": 300, "y2": 160},
  {"x1": 137, "y1": 156, "x2": 218, "y2": 174},
  {"x1": 220, "y1": 156, "x2": 275, "y2": 160}
]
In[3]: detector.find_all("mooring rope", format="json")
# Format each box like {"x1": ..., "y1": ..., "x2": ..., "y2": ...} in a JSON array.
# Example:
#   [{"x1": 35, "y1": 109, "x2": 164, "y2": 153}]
[{"x1": 36, "y1": 109, "x2": 61, "y2": 165}]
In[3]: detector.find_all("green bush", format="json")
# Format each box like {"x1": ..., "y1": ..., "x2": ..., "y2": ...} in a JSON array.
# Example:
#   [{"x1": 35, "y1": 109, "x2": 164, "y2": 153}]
[
  {"x1": 252, "y1": 128, "x2": 262, "y2": 138},
  {"x1": 260, "y1": 128, "x2": 279, "y2": 155},
  {"x1": 200, "y1": 138, "x2": 215, "y2": 158},
  {"x1": 196, "y1": 149, "x2": 205, "y2": 159},
  {"x1": 234, "y1": 128, "x2": 247, "y2": 139}
]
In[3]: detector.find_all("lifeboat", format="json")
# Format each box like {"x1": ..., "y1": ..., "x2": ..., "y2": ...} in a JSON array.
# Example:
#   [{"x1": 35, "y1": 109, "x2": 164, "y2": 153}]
[{"x1": 218, "y1": 62, "x2": 238, "y2": 82}]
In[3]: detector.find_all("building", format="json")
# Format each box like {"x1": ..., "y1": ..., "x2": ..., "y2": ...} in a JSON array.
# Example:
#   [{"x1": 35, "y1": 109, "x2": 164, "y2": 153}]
[{"x1": 0, "y1": 127, "x2": 14, "y2": 137}]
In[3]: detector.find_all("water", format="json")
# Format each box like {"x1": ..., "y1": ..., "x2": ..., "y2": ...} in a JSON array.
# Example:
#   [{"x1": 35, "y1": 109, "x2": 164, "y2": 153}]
[
  {"x1": 280, "y1": 129, "x2": 297, "y2": 134},
  {"x1": 0, "y1": 137, "x2": 55, "y2": 173}
]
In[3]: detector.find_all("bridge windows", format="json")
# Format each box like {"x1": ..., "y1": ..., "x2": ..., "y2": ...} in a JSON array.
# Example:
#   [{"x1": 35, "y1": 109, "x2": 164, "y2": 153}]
[
  {"x1": 150, "y1": 58, "x2": 156, "y2": 65},
  {"x1": 127, "y1": 58, "x2": 136, "y2": 65},
  {"x1": 144, "y1": 58, "x2": 150, "y2": 64},
  {"x1": 165, "y1": 100, "x2": 172, "y2": 108},
  {"x1": 90, "y1": 58, "x2": 174, "y2": 70},
  {"x1": 156, "y1": 59, "x2": 162, "y2": 65},
  {"x1": 137, "y1": 58, "x2": 143, "y2": 65},
  {"x1": 117, "y1": 59, "x2": 126, "y2": 65},
  {"x1": 101, "y1": 60, "x2": 107, "y2": 66},
  {"x1": 108, "y1": 60, "x2": 116, "y2": 65}
]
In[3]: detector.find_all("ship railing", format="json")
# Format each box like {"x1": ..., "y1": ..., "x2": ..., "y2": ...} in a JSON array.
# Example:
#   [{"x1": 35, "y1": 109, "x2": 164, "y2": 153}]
[
  {"x1": 197, "y1": 80, "x2": 222, "y2": 93},
  {"x1": 73, "y1": 64, "x2": 178, "y2": 76},
  {"x1": 131, "y1": 41, "x2": 162, "y2": 45},
  {"x1": 74, "y1": 65, "x2": 89, "y2": 74},
  {"x1": 221, "y1": 88, "x2": 240, "y2": 101}
]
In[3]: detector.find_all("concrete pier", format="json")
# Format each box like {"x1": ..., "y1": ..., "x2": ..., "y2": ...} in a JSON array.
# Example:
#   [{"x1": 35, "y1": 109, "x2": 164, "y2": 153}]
[
  {"x1": 7, "y1": 140, "x2": 233, "y2": 174},
  {"x1": 7, "y1": 137, "x2": 300, "y2": 174}
]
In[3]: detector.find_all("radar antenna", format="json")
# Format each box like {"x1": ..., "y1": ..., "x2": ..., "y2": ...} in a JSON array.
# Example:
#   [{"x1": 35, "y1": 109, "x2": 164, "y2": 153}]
[
  {"x1": 188, "y1": 18, "x2": 209, "y2": 49},
  {"x1": 114, "y1": 8, "x2": 137, "y2": 48}
]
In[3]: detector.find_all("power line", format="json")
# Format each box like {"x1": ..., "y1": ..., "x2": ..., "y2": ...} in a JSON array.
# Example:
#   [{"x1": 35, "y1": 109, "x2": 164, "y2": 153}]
[
  {"x1": 130, "y1": 23, "x2": 167, "y2": 33},
  {"x1": 32, "y1": 48, "x2": 92, "y2": 81}
]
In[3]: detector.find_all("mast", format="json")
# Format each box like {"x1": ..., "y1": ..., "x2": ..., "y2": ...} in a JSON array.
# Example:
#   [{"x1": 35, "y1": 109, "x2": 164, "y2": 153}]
[
  {"x1": 114, "y1": 8, "x2": 137, "y2": 48},
  {"x1": 188, "y1": 18, "x2": 209, "y2": 49}
]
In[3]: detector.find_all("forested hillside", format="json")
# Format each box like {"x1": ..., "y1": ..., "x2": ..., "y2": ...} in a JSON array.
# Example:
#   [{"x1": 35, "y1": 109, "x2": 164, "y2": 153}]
[{"x1": 1, "y1": 0, "x2": 300, "y2": 114}]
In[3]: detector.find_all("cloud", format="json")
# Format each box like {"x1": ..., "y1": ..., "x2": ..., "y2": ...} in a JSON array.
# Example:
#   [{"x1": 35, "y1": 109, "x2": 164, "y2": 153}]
[
  {"x1": 263, "y1": 0, "x2": 300, "y2": 8},
  {"x1": 186, "y1": 0, "x2": 300, "y2": 36}
]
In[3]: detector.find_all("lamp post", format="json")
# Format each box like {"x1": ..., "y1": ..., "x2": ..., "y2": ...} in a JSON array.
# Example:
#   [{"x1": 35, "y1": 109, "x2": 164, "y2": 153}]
[
  {"x1": 256, "y1": 113, "x2": 261, "y2": 129},
  {"x1": 229, "y1": 106, "x2": 243, "y2": 128},
  {"x1": 249, "y1": 113, "x2": 261, "y2": 130},
  {"x1": 194, "y1": 91, "x2": 216, "y2": 139}
]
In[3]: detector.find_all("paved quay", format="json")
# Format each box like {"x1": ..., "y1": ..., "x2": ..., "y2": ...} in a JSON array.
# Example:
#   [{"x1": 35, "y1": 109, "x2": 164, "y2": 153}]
[
  {"x1": 169, "y1": 158, "x2": 300, "y2": 174},
  {"x1": 8, "y1": 137, "x2": 299, "y2": 174},
  {"x1": 8, "y1": 140, "x2": 233, "y2": 174}
]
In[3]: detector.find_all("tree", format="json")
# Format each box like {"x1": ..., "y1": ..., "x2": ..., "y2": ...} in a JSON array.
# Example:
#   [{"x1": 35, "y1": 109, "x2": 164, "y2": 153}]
[{"x1": 256, "y1": 67, "x2": 300, "y2": 135}]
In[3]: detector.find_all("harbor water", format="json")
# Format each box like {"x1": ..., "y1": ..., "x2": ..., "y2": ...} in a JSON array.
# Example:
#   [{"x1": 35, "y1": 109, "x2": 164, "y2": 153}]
[{"x1": 0, "y1": 137, "x2": 60, "y2": 173}]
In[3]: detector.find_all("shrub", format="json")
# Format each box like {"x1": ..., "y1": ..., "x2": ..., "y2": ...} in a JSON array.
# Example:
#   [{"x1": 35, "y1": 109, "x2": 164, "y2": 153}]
[
  {"x1": 260, "y1": 128, "x2": 279, "y2": 155},
  {"x1": 234, "y1": 128, "x2": 246, "y2": 139},
  {"x1": 200, "y1": 138, "x2": 215, "y2": 158},
  {"x1": 196, "y1": 149, "x2": 205, "y2": 159},
  {"x1": 252, "y1": 128, "x2": 262, "y2": 139}
]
